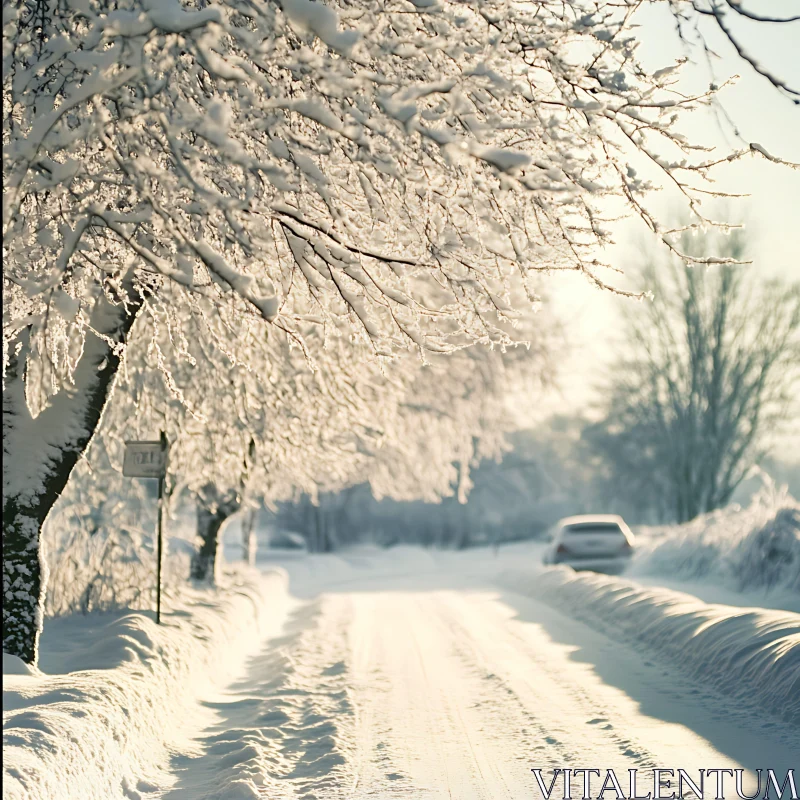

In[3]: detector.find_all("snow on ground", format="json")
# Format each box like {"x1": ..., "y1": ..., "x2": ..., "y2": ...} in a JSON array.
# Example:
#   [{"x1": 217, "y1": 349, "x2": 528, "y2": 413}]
[
  {"x1": 4, "y1": 540, "x2": 799, "y2": 800},
  {"x1": 629, "y1": 573, "x2": 800, "y2": 614},
  {"x1": 498, "y1": 566, "x2": 800, "y2": 725},
  {"x1": 158, "y1": 547, "x2": 799, "y2": 799},
  {"x1": 3, "y1": 569, "x2": 291, "y2": 800},
  {"x1": 266, "y1": 545, "x2": 800, "y2": 725}
]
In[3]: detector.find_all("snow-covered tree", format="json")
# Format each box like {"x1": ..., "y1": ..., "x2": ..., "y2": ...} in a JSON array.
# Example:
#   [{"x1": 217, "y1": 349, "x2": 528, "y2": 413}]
[
  {"x1": 361, "y1": 311, "x2": 554, "y2": 504},
  {"x1": 102, "y1": 289, "x2": 552, "y2": 575},
  {"x1": 3, "y1": 0, "x2": 794, "y2": 662},
  {"x1": 102, "y1": 310, "x2": 389, "y2": 581}
]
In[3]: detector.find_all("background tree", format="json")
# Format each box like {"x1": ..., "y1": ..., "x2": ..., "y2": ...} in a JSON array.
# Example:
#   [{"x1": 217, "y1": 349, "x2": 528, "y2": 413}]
[
  {"x1": 188, "y1": 441, "x2": 254, "y2": 584},
  {"x1": 107, "y1": 311, "x2": 401, "y2": 580},
  {"x1": 279, "y1": 415, "x2": 597, "y2": 551},
  {"x1": 587, "y1": 230, "x2": 800, "y2": 523},
  {"x1": 122, "y1": 290, "x2": 554, "y2": 564}
]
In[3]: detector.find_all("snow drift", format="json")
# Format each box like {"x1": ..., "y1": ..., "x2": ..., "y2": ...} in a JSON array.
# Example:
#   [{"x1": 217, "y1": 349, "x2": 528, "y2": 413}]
[
  {"x1": 631, "y1": 482, "x2": 800, "y2": 596},
  {"x1": 2, "y1": 569, "x2": 291, "y2": 800},
  {"x1": 499, "y1": 566, "x2": 800, "y2": 726}
]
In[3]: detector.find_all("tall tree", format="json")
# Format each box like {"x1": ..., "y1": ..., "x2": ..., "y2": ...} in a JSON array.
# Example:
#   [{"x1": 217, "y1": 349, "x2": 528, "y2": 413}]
[{"x1": 588, "y1": 230, "x2": 800, "y2": 523}]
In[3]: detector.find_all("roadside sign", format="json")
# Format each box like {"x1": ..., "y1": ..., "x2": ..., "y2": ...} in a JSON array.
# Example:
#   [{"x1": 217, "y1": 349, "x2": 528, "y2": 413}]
[
  {"x1": 123, "y1": 440, "x2": 168, "y2": 478},
  {"x1": 122, "y1": 434, "x2": 169, "y2": 624}
]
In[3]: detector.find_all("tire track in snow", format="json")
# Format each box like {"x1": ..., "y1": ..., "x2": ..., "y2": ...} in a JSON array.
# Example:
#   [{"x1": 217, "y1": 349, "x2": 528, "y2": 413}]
[
  {"x1": 161, "y1": 570, "x2": 798, "y2": 799},
  {"x1": 435, "y1": 590, "x2": 662, "y2": 771},
  {"x1": 347, "y1": 590, "x2": 567, "y2": 799},
  {"x1": 345, "y1": 584, "x2": 745, "y2": 799},
  {"x1": 348, "y1": 590, "x2": 459, "y2": 798},
  {"x1": 394, "y1": 587, "x2": 663, "y2": 797},
  {"x1": 435, "y1": 587, "x2": 799, "y2": 778}
]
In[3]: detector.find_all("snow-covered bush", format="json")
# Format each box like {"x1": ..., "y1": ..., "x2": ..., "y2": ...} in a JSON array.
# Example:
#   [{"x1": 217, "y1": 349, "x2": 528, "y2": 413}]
[
  {"x1": 632, "y1": 478, "x2": 800, "y2": 595},
  {"x1": 43, "y1": 474, "x2": 194, "y2": 617},
  {"x1": 727, "y1": 505, "x2": 800, "y2": 594},
  {"x1": 45, "y1": 520, "x2": 193, "y2": 618}
]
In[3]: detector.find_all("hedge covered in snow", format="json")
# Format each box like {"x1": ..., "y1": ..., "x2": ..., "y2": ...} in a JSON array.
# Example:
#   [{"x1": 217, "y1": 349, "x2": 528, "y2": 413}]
[{"x1": 632, "y1": 483, "x2": 800, "y2": 595}]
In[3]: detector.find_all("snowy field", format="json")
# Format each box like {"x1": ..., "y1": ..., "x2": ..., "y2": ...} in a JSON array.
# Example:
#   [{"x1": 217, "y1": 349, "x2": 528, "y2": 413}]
[{"x1": 4, "y1": 530, "x2": 799, "y2": 800}]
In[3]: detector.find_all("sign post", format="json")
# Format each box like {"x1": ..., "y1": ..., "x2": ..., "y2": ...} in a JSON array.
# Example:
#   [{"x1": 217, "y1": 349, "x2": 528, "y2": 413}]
[{"x1": 123, "y1": 433, "x2": 169, "y2": 624}]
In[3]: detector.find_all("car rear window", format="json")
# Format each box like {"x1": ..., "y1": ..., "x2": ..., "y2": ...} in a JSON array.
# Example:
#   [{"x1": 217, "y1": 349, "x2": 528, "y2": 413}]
[{"x1": 564, "y1": 522, "x2": 623, "y2": 535}]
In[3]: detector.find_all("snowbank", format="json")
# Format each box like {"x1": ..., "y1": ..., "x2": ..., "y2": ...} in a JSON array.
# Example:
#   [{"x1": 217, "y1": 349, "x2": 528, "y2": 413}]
[
  {"x1": 3, "y1": 568, "x2": 291, "y2": 800},
  {"x1": 631, "y1": 483, "x2": 800, "y2": 596},
  {"x1": 498, "y1": 566, "x2": 800, "y2": 725},
  {"x1": 2, "y1": 653, "x2": 40, "y2": 677}
]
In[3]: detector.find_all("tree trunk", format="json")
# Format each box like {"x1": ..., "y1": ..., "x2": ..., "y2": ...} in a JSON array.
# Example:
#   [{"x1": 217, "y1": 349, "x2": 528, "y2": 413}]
[
  {"x1": 1, "y1": 506, "x2": 46, "y2": 664},
  {"x1": 312, "y1": 502, "x2": 324, "y2": 553},
  {"x1": 191, "y1": 498, "x2": 238, "y2": 583},
  {"x1": 242, "y1": 509, "x2": 257, "y2": 566},
  {"x1": 2, "y1": 283, "x2": 143, "y2": 664}
]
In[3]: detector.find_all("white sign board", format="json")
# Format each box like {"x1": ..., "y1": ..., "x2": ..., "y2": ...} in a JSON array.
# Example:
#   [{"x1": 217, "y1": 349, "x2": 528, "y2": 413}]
[{"x1": 123, "y1": 440, "x2": 168, "y2": 478}]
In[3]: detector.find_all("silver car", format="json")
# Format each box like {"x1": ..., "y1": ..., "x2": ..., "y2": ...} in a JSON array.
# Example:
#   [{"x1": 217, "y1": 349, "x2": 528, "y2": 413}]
[{"x1": 543, "y1": 514, "x2": 635, "y2": 574}]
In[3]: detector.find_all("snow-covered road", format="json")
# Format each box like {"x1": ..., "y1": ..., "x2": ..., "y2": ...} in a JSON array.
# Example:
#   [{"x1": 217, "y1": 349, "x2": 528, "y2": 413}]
[{"x1": 160, "y1": 555, "x2": 799, "y2": 800}]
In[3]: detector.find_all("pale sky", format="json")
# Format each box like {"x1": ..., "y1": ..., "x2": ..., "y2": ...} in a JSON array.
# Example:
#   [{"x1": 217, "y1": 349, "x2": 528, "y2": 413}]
[{"x1": 523, "y1": 4, "x2": 800, "y2": 460}]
